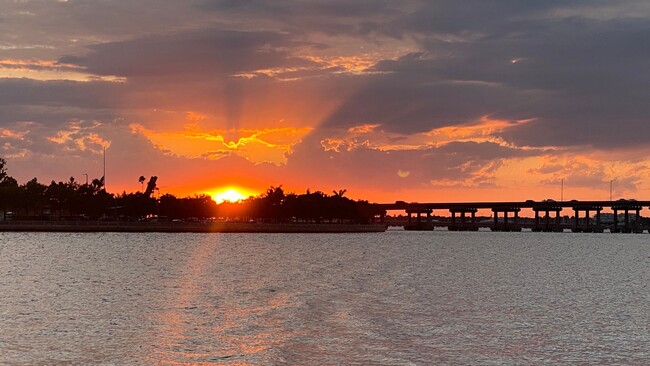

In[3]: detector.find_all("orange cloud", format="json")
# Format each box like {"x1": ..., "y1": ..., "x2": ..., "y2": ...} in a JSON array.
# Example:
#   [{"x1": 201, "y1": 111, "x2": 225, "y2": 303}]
[
  {"x1": 130, "y1": 123, "x2": 311, "y2": 165},
  {"x1": 47, "y1": 121, "x2": 111, "y2": 154},
  {"x1": 489, "y1": 152, "x2": 650, "y2": 201},
  {"x1": 1, "y1": 129, "x2": 28, "y2": 140},
  {"x1": 347, "y1": 124, "x2": 380, "y2": 134},
  {"x1": 233, "y1": 66, "x2": 308, "y2": 80},
  {"x1": 0, "y1": 58, "x2": 80, "y2": 70},
  {"x1": 426, "y1": 116, "x2": 538, "y2": 147},
  {"x1": 185, "y1": 111, "x2": 207, "y2": 122},
  {"x1": 232, "y1": 52, "x2": 399, "y2": 81},
  {"x1": 303, "y1": 55, "x2": 379, "y2": 74},
  {"x1": 323, "y1": 117, "x2": 541, "y2": 154},
  {"x1": 0, "y1": 58, "x2": 125, "y2": 82}
]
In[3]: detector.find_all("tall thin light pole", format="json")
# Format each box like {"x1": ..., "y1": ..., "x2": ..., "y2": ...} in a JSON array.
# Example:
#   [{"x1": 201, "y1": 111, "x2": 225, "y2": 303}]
[
  {"x1": 103, "y1": 146, "x2": 106, "y2": 191},
  {"x1": 83, "y1": 173, "x2": 88, "y2": 185}
]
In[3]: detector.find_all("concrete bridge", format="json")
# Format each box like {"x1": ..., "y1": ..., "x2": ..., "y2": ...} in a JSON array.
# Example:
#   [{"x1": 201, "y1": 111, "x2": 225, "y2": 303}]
[{"x1": 378, "y1": 199, "x2": 648, "y2": 233}]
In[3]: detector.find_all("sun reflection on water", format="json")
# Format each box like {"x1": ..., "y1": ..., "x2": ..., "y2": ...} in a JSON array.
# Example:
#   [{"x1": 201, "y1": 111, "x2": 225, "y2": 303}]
[{"x1": 139, "y1": 238, "x2": 296, "y2": 365}]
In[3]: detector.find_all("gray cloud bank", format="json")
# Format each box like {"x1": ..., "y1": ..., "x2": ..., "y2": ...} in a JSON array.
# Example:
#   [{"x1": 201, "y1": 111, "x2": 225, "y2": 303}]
[{"x1": 1, "y1": 0, "x2": 649, "y2": 193}]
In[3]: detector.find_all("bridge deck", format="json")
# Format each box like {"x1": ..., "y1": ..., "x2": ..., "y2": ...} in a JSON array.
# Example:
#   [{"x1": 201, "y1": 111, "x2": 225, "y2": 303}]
[{"x1": 379, "y1": 200, "x2": 650, "y2": 211}]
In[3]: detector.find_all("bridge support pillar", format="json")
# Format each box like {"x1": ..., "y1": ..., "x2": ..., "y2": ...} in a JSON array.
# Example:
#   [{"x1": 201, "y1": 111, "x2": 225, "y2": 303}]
[
  {"x1": 533, "y1": 205, "x2": 562, "y2": 232},
  {"x1": 491, "y1": 207, "x2": 521, "y2": 232},
  {"x1": 572, "y1": 205, "x2": 604, "y2": 233},
  {"x1": 545, "y1": 210, "x2": 550, "y2": 231},
  {"x1": 611, "y1": 202, "x2": 642, "y2": 233},
  {"x1": 449, "y1": 208, "x2": 478, "y2": 231},
  {"x1": 404, "y1": 208, "x2": 434, "y2": 231}
]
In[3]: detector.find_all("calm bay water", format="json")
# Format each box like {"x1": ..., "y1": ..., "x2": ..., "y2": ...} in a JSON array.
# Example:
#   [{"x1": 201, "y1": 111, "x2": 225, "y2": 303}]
[{"x1": 0, "y1": 229, "x2": 648, "y2": 365}]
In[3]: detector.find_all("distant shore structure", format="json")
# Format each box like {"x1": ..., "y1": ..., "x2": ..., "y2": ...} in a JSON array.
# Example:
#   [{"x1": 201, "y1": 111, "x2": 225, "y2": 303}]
[{"x1": 380, "y1": 199, "x2": 647, "y2": 233}]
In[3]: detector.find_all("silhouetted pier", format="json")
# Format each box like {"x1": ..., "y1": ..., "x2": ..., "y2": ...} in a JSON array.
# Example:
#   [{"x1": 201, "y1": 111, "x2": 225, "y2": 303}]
[{"x1": 379, "y1": 199, "x2": 649, "y2": 233}]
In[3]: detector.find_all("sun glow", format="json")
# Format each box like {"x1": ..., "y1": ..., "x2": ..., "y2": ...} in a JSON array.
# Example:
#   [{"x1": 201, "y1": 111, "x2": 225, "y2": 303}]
[{"x1": 208, "y1": 187, "x2": 252, "y2": 203}]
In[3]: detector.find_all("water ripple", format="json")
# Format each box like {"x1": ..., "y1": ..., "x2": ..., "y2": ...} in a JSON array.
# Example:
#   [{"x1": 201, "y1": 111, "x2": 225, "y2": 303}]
[{"x1": 0, "y1": 231, "x2": 648, "y2": 364}]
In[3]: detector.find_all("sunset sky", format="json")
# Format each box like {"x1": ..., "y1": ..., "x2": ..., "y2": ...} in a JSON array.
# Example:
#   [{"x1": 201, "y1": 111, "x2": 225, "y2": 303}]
[{"x1": 2, "y1": 0, "x2": 650, "y2": 203}]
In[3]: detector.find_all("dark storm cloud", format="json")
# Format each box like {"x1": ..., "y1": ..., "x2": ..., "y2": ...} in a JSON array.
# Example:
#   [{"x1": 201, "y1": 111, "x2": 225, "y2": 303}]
[
  {"x1": 379, "y1": 0, "x2": 602, "y2": 35},
  {"x1": 195, "y1": 0, "x2": 402, "y2": 32},
  {"x1": 410, "y1": 17, "x2": 650, "y2": 93},
  {"x1": 322, "y1": 55, "x2": 540, "y2": 134},
  {"x1": 59, "y1": 29, "x2": 318, "y2": 79},
  {"x1": 0, "y1": 105, "x2": 117, "y2": 131},
  {"x1": 198, "y1": 0, "x2": 394, "y2": 16},
  {"x1": 4, "y1": 0, "x2": 650, "y2": 196},
  {"x1": 33, "y1": 0, "x2": 650, "y2": 151},
  {"x1": 0, "y1": 1, "x2": 211, "y2": 55},
  {"x1": 313, "y1": 3, "x2": 650, "y2": 149},
  {"x1": 0, "y1": 79, "x2": 123, "y2": 160},
  {"x1": 5, "y1": 0, "x2": 650, "y2": 166},
  {"x1": 0, "y1": 78, "x2": 122, "y2": 110}
]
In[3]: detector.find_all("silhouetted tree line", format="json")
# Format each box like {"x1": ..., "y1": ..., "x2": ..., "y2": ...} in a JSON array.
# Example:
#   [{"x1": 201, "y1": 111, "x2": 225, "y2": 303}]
[
  {"x1": 0, "y1": 158, "x2": 384, "y2": 224},
  {"x1": 212, "y1": 186, "x2": 384, "y2": 224}
]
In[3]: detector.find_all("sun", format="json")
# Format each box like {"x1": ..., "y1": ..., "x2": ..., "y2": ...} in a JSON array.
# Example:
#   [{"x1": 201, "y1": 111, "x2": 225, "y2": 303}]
[{"x1": 208, "y1": 187, "x2": 252, "y2": 203}]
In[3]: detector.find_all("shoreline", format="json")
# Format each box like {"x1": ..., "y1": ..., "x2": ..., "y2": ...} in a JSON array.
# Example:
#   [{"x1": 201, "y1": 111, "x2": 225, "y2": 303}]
[{"x1": 0, "y1": 221, "x2": 388, "y2": 233}]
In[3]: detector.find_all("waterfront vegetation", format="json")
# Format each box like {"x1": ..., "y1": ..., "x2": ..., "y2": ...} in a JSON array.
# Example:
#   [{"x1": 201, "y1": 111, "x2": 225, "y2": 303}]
[{"x1": 0, "y1": 158, "x2": 384, "y2": 224}]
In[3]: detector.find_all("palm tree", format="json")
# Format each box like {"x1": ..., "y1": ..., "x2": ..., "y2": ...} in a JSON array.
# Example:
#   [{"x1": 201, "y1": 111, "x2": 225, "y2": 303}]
[{"x1": 138, "y1": 176, "x2": 146, "y2": 192}]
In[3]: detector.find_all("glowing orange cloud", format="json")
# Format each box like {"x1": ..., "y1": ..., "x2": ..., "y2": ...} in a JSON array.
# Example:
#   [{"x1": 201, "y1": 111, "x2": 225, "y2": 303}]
[
  {"x1": 0, "y1": 58, "x2": 125, "y2": 82},
  {"x1": 47, "y1": 121, "x2": 111, "y2": 154},
  {"x1": 303, "y1": 55, "x2": 379, "y2": 74},
  {"x1": 347, "y1": 124, "x2": 380, "y2": 134},
  {"x1": 1, "y1": 129, "x2": 28, "y2": 139},
  {"x1": 233, "y1": 54, "x2": 384, "y2": 80},
  {"x1": 321, "y1": 117, "x2": 540, "y2": 154},
  {"x1": 0, "y1": 58, "x2": 80, "y2": 70},
  {"x1": 130, "y1": 123, "x2": 312, "y2": 165}
]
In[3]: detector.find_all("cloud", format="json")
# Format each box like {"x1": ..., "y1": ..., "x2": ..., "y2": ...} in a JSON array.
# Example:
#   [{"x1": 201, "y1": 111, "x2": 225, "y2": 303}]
[
  {"x1": 311, "y1": 10, "x2": 650, "y2": 151},
  {"x1": 45, "y1": 1, "x2": 650, "y2": 151},
  {"x1": 129, "y1": 122, "x2": 311, "y2": 164},
  {"x1": 59, "y1": 29, "x2": 318, "y2": 79},
  {"x1": 0, "y1": 78, "x2": 123, "y2": 110},
  {"x1": 194, "y1": 0, "x2": 406, "y2": 36},
  {"x1": 2, "y1": 0, "x2": 650, "y2": 201},
  {"x1": 287, "y1": 128, "x2": 540, "y2": 191},
  {"x1": 47, "y1": 120, "x2": 111, "y2": 154}
]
